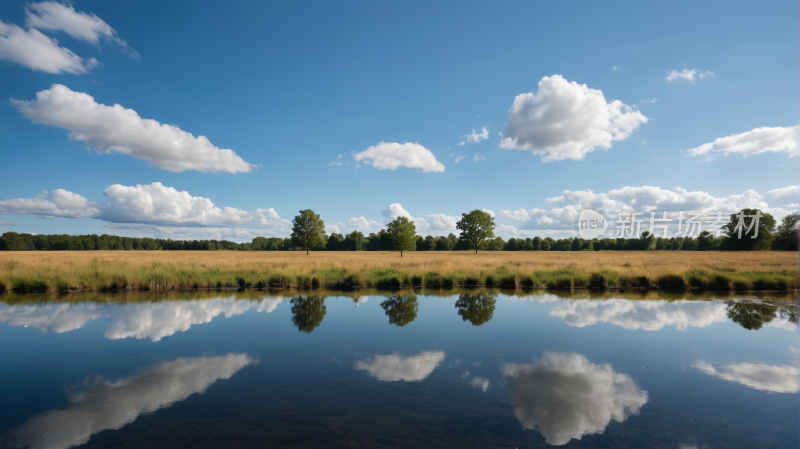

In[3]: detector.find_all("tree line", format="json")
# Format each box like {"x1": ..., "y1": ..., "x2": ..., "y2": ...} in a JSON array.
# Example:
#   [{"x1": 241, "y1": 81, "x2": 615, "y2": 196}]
[{"x1": 1, "y1": 209, "x2": 797, "y2": 252}]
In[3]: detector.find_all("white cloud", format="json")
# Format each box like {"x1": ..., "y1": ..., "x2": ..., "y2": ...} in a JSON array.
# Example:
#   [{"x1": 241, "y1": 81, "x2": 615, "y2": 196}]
[
  {"x1": 503, "y1": 352, "x2": 648, "y2": 446},
  {"x1": 498, "y1": 184, "x2": 798, "y2": 233},
  {"x1": 425, "y1": 213, "x2": 459, "y2": 231},
  {"x1": 666, "y1": 68, "x2": 714, "y2": 83},
  {"x1": 611, "y1": 66, "x2": 620, "y2": 72},
  {"x1": 0, "y1": 219, "x2": 16, "y2": 227},
  {"x1": 693, "y1": 360, "x2": 799, "y2": 394},
  {"x1": 353, "y1": 142, "x2": 445, "y2": 173},
  {"x1": 473, "y1": 152, "x2": 485, "y2": 161},
  {"x1": 24, "y1": 2, "x2": 138, "y2": 58},
  {"x1": 12, "y1": 85, "x2": 255, "y2": 173},
  {"x1": 640, "y1": 98, "x2": 657, "y2": 104},
  {"x1": 328, "y1": 154, "x2": 343, "y2": 166},
  {"x1": 355, "y1": 351, "x2": 446, "y2": 382},
  {"x1": 380, "y1": 203, "x2": 433, "y2": 233},
  {"x1": 499, "y1": 75, "x2": 648, "y2": 162},
  {"x1": 4, "y1": 354, "x2": 254, "y2": 449},
  {"x1": 765, "y1": 185, "x2": 799, "y2": 205},
  {"x1": 0, "y1": 296, "x2": 284, "y2": 340},
  {"x1": 481, "y1": 208, "x2": 495, "y2": 218},
  {"x1": 549, "y1": 299, "x2": 728, "y2": 331},
  {"x1": 469, "y1": 376, "x2": 490, "y2": 392},
  {"x1": 0, "y1": 182, "x2": 291, "y2": 236},
  {"x1": 328, "y1": 216, "x2": 383, "y2": 235},
  {"x1": 0, "y1": 19, "x2": 93, "y2": 74},
  {"x1": 458, "y1": 127, "x2": 489, "y2": 145},
  {"x1": 687, "y1": 126, "x2": 799, "y2": 159},
  {"x1": 455, "y1": 154, "x2": 466, "y2": 163}
]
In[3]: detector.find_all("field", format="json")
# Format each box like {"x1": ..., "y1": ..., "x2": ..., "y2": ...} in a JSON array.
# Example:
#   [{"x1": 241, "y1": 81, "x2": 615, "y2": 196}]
[{"x1": 0, "y1": 250, "x2": 797, "y2": 293}]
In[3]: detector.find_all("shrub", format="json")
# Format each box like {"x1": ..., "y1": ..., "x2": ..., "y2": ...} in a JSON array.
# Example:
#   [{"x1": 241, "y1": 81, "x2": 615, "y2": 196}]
[
  {"x1": 442, "y1": 277, "x2": 454, "y2": 289},
  {"x1": 657, "y1": 274, "x2": 686, "y2": 290},
  {"x1": 425, "y1": 273, "x2": 442, "y2": 289},
  {"x1": 485, "y1": 275, "x2": 495, "y2": 287},
  {"x1": 707, "y1": 274, "x2": 732, "y2": 290},
  {"x1": 589, "y1": 273, "x2": 608, "y2": 290},
  {"x1": 637, "y1": 276, "x2": 652, "y2": 289},
  {"x1": 311, "y1": 277, "x2": 320, "y2": 288},
  {"x1": 500, "y1": 276, "x2": 517, "y2": 288},
  {"x1": 463, "y1": 276, "x2": 480, "y2": 287},
  {"x1": 520, "y1": 276, "x2": 535, "y2": 288},
  {"x1": 411, "y1": 275, "x2": 423, "y2": 287},
  {"x1": 556, "y1": 278, "x2": 574, "y2": 290},
  {"x1": 733, "y1": 279, "x2": 752, "y2": 291}
]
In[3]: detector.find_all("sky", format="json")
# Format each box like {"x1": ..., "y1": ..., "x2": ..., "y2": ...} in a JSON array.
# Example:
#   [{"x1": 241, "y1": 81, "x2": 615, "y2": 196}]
[{"x1": 0, "y1": 0, "x2": 797, "y2": 242}]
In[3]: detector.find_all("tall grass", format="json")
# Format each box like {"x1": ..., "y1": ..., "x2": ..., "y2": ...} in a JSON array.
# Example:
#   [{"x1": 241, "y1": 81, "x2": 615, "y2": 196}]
[{"x1": 0, "y1": 251, "x2": 796, "y2": 292}]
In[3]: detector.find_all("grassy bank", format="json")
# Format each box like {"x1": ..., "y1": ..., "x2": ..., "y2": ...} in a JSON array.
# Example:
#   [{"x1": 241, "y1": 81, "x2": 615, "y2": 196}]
[{"x1": 0, "y1": 250, "x2": 796, "y2": 293}]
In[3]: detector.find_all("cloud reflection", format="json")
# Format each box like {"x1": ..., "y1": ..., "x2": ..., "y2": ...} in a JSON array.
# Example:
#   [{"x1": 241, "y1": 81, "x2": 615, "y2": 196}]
[
  {"x1": 3, "y1": 353, "x2": 255, "y2": 449},
  {"x1": 692, "y1": 360, "x2": 799, "y2": 393},
  {"x1": 0, "y1": 296, "x2": 283, "y2": 341},
  {"x1": 502, "y1": 352, "x2": 648, "y2": 446},
  {"x1": 549, "y1": 299, "x2": 728, "y2": 331},
  {"x1": 356, "y1": 351, "x2": 445, "y2": 381}
]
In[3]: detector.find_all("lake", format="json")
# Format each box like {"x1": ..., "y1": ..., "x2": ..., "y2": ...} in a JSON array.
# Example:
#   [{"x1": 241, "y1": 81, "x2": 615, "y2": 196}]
[{"x1": 0, "y1": 289, "x2": 797, "y2": 448}]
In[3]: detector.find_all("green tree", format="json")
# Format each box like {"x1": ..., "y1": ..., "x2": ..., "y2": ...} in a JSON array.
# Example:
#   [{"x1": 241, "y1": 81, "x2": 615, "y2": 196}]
[
  {"x1": 696, "y1": 231, "x2": 713, "y2": 251},
  {"x1": 640, "y1": 231, "x2": 656, "y2": 250},
  {"x1": 326, "y1": 233, "x2": 344, "y2": 251},
  {"x1": 720, "y1": 209, "x2": 776, "y2": 251},
  {"x1": 725, "y1": 300, "x2": 777, "y2": 331},
  {"x1": 386, "y1": 216, "x2": 416, "y2": 257},
  {"x1": 380, "y1": 294, "x2": 419, "y2": 327},
  {"x1": 771, "y1": 213, "x2": 799, "y2": 251},
  {"x1": 290, "y1": 295, "x2": 327, "y2": 333},
  {"x1": 456, "y1": 209, "x2": 495, "y2": 254},
  {"x1": 291, "y1": 209, "x2": 326, "y2": 255},
  {"x1": 455, "y1": 292, "x2": 497, "y2": 326},
  {"x1": 344, "y1": 231, "x2": 365, "y2": 251}
]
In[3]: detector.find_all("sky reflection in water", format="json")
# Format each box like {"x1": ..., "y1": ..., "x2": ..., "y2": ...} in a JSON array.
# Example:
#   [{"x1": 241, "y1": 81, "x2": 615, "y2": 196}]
[{"x1": 0, "y1": 290, "x2": 796, "y2": 448}]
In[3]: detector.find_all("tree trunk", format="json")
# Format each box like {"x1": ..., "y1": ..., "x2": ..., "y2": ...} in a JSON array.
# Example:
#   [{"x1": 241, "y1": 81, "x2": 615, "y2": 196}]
[{"x1": 401, "y1": 250, "x2": 403, "y2": 258}]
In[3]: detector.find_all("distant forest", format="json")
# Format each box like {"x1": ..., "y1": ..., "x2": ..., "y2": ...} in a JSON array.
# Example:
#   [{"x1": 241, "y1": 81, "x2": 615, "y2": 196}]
[{"x1": 1, "y1": 226, "x2": 797, "y2": 252}]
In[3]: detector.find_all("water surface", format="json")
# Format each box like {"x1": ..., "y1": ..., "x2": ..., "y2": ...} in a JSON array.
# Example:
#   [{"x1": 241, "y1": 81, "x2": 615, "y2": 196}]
[{"x1": 0, "y1": 289, "x2": 797, "y2": 448}]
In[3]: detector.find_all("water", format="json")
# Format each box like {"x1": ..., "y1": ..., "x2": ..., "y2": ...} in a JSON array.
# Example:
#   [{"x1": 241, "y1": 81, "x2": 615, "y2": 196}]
[{"x1": 0, "y1": 289, "x2": 796, "y2": 448}]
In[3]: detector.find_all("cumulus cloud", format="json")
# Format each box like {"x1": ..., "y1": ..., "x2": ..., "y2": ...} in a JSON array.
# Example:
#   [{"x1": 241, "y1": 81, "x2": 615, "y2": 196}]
[
  {"x1": 499, "y1": 75, "x2": 648, "y2": 162},
  {"x1": 0, "y1": 219, "x2": 16, "y2": 227},
  {"x1": 3, "y1": 354, "x2": 254, "y2": 449},
  {"x1": 666, "y1": 68, "x2": 714, "y2": 83},
  {"x1": 355, "y1": 351, "x2": 446, "y2": 382},
  {"x1": 693, "y1": 360, "x2": 799, "y2": 394},
  {"x1": 497, "y1": 184, "x2": 798, "y2": 234},
  {"x1": 458, "y1": 127, "x2": 489, "y2": 145},
  {"x1": 502, "y1": 352, "x2": 648, "y2": 446},
  {"x1": 765, "y1": 185, "x2": 799, "y2": 204},
  {"x1": 481, "y1": 208, "x2": 495, "y2": 218},
  {"x1": 354, "y1": 142, "x2": 445, "y2": 172},
  {"x1": 0, "y1": 296, "x2": 284, "y2": 340},
  {"x1": 327, "y1": 216, "x2": 383, "y2": 235},
  {"x1": 687, "y1": 126, "x2": 799, "y2": 159},
  {"x1": 454, "y1": 154, "x2": 466, "y2": 163},
  {"x1": 0, "y1": 19, "x2": 94, "y2": 74},
  {"x1": 473, "y1": 152, "x2": 485, "y2": 161},
  {"x1": 24, "y1": 2, "x2": 138, "y2": 58},
  {"x1": 12, "y1": 85, "x2": 255, "y2": 173},
  {"x1": 380, "y1": 203, "x2": 460, "y2": 234},
  {"x1": 328, "y1": 154, "x2": 343, "y2": 166},
  {"x1": 549, "y1": 299, "x2": 728, "y2": 331},
  {"x1": 425, "y1": 213, "x2": 459, "y2": 231},
  {"x1": 469, "y1": 376, "x2": 490, "y2": 392},
  {"x1": 0, "y1": 182, "x2": 288, "y2": 228}
]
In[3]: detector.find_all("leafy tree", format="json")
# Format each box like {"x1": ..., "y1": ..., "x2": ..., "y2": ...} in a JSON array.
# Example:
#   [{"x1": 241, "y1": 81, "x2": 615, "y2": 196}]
[
  {"x1": 640, "y1": 231, "x2": 656, "y2": 250},
  {"x1": 291, "y1": 209, "x2": 326, "y2": 255},
  {"x1": 380, "y1": 294, "x2": 418, "y2": 327},
  {"x1": 696, "y1": 231, "x2": 713, "y2": 251},
  {"x1": 455, "y1": 292, "x2": 497, "y2": 326},
  {"x1": 379, "y1": 229, "x2": 394, "y2": 251},
  {"x1": 772, "y1": 213, "x2": 799, "y2": 251},
  {"x1": 386, "y1": 216, "x2": 417, "y2": 257},
  {"x1": 725, "y1": 300, "x2": 777, "y2": 331},
  {"x1": 290, "y1": 295, "x2": 327, "y2": 333},
  {"x1": 344, "y1": 231, "x2": 365, "y2": 251},
  {"x1": 447, "y1": 233, "x2": 458, "y2": 250},
  {"x1": 531, "y1": 236, "x2": 542, "y2": 250},
  {"x1": 456, "y1": 209, "x2": 495, "y2": 254},
  {"x1": 720, "y1": 209, "x2": 776, "y2": 251},
  {"x1": 326, "y1": 233, "x2": 344, "y2": 251}
]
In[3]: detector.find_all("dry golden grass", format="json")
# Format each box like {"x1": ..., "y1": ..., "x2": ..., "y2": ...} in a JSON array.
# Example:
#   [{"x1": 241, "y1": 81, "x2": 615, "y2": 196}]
[{"x1": 0, "y1": 250, "x2": 796, "y2": 292}]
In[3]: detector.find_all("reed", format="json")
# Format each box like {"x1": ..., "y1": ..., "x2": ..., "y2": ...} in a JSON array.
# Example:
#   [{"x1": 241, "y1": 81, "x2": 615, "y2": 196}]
[{"x1": 0, "y1": 250, "x2": 796, "y2": 292}]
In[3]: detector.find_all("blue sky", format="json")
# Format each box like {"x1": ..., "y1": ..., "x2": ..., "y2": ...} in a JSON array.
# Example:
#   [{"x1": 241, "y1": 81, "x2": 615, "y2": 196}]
[{"x1": 0, "y1": 0, "x2": 797, "y2": 241}]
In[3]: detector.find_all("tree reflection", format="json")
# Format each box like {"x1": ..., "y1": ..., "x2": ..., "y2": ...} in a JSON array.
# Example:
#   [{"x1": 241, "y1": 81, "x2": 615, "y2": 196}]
[
  {"x1": 455, "y1": 292, "x2": 497, "y2": 326},
  {"x1": 725, "y1": 300, "x2": 777, "y2": 330},
  {"x1": 290, "y1": 295, "x2": 327, "y2": 333},
  {"x1": 777, "y1": 299, "x2": 799, "y2": 325},
  {"x1": 380, "y1": 294, "x2": 418, "y2": 327}
]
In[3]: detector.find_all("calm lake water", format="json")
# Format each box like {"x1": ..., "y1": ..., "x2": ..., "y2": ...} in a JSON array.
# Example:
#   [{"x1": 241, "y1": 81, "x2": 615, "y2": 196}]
[{"x1": 0, "y1": 289, "x2": 797, "y2": 448}]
